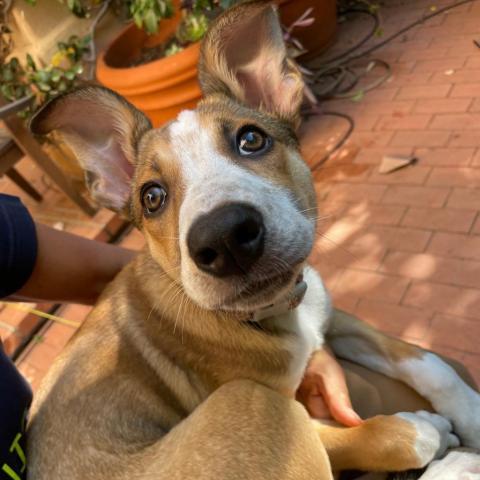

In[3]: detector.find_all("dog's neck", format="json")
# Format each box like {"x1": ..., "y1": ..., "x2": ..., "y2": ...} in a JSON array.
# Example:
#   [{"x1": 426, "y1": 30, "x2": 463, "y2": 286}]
[
  {"x1": 114, "y1": 252, "x2": 304, "y2": 394},
  {"x1": 250, "y1": 279, "x2": 307, "y2": 322}
]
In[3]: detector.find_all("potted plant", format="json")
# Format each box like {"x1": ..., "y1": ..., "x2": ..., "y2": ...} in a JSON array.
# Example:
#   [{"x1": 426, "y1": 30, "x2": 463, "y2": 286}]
[
  {"x1": 0, "y1": 34, "x2": 93, "y2": 181},
  {"x1": 0, "y1": 35, "x2": 90, "y2": 116},
  {"x1": 96, "y1": 0, "x2": 233, "y2": 126},
  {"x1": 96, "y1": 0, "x2": 337, "y2": 127},
  {"x1": 1, "y1": 0, "x2": 337, "y2": 127},
  {"x1": 0, "y1": 0, "x2": 183, "y2": 121}
]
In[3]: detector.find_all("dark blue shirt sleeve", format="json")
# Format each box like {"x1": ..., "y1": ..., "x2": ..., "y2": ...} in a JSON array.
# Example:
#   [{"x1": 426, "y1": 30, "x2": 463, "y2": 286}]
[{"x1": 0, "y1": 194, "x2": 38, "y2": 298}]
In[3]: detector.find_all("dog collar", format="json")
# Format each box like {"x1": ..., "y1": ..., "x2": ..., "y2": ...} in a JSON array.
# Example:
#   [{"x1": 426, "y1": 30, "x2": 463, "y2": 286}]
[{"x1": 250, "y1": 278, "x2": 308, "y2": 322}]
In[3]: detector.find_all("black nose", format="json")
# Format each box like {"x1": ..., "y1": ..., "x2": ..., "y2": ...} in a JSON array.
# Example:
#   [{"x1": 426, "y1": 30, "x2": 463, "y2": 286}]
[{"x1": 187, "y1": 203, "x2": 265, "y2": 277}]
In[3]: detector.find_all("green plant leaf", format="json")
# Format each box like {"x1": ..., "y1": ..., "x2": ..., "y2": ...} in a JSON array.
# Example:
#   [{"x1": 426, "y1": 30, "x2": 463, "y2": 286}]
[
  {"x1": 3, "y1": 68, "x2": 14, "y2": 81},
  {"x1": 26, "y1": 53, "x2": 36, "y2": 70},
  {"x1": 1, "y1": 84, "x2": 14, "y2": 100},
  {"x1": 351, "y1": 90, "x2": 364, "y2": 102},
  {"x1": 15, "y1": 85, "x2": 28, "y2": 98},
  {"x1": 73, "y1": 63, "x2": 84, "y2": 74},
  {"x1": 34, "y1": 70, "x2": 51, "y2": 83},
  {"x1": 37, "y1": 82, "x2": 52, "y2": 92},
  {"x1": 144, "y1": 9, "x2": 159, "y2": 34},
  {"x1": 50, "y1": 68, "x2": 62, "y2": 82}
]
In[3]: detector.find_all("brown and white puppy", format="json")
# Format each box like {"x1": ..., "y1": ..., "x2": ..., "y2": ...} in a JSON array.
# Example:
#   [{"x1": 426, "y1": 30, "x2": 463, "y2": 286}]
[{"x1": 27, "y1": 1, "x2": 480, "y2": 478}]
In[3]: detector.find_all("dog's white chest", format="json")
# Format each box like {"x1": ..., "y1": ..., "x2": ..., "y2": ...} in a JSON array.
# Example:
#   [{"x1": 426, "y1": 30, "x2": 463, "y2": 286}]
[{"x1": 265, "y1": 267, "x2": 332, "y2": 393}]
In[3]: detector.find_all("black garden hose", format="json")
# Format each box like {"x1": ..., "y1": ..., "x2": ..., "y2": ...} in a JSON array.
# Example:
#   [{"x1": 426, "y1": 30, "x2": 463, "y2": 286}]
[{"x1": 304, "y1": 0, "x2": 479, "y2": 171}]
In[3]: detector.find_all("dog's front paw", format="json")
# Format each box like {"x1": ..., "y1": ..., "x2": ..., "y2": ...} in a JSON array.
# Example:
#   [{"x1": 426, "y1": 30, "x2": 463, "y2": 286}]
[{"x1": 396, "y1": 411, "x2": 460, "y2": 467}]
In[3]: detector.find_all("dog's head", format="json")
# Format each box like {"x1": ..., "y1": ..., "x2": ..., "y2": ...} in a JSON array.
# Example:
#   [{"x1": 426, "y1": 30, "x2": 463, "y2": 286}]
[{"x1": 31, "y1": 1, "x2": 317, "y2": 313}]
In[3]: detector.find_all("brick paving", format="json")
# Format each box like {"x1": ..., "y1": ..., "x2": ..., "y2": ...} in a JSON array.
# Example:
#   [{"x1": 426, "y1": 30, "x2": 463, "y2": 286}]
[
  {"x1": 304, "y1": 0, "x2": 480, "y2": 384},
  {"x1": 4, "y1": 0, "x2": 480, "y2": 389}
]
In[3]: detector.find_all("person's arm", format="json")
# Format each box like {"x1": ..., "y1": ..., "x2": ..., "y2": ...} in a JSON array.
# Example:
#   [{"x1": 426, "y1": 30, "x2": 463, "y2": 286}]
[
  {"x1": 0, "y1": 193, "x2": 135, "y2": 305},
  {"x1": 10, "y1": 223, "x2": 136, "y2": 305}
]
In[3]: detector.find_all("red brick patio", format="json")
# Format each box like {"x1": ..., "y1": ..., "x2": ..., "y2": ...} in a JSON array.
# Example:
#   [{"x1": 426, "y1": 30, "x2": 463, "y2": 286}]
[
  {"x1": 303, "y1": 0, "x2": 480, "y2": 384},
  {"x1": 3, "y1": 0, "x2": 480, "y2": 389}
]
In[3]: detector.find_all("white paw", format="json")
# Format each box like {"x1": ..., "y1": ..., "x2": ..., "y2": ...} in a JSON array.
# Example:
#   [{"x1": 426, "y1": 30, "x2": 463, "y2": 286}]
[{"x1": 396, "y1": 411, "x2": 460, "y2": 467}]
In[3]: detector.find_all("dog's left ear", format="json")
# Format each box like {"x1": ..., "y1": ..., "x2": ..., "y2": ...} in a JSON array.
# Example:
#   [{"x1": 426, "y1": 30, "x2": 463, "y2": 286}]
[
  {"x1": 199, "y1": 0, "x2": 304, "y2": 123},
  {"x1": 30, "y1": 86, "x2": 151, "y2": 214}
]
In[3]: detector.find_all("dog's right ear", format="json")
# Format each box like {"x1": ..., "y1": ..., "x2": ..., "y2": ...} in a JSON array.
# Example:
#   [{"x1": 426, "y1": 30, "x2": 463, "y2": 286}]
[
  {"x1": 199, "y1": 1, "x2": 304, "y2": 123},
  {"x1": 30, "y1": 86, "x2": 152, "y2": 214}
]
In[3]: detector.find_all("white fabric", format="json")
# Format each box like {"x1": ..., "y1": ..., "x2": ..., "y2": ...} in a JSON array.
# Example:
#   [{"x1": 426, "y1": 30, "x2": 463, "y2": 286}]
[{"x1": 419, "y1": 450, "x2": 480, "y2": 479}]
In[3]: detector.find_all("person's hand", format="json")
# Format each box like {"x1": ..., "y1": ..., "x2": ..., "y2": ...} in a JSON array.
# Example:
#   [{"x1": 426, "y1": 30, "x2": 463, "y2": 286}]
[{"x1": 296, "y1": 346, "x2": 363, "y2": 427}]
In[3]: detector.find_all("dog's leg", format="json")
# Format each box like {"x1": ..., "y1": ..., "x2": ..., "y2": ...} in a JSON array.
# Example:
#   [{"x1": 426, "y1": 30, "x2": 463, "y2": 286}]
[
  {"x1": 327, "y1": 309, "x2": 480, "y2": 448},
  {"x1": 314, "y1": 410, "x2": 457, "y2": 472},
  {"x1": 138, "y1": 380, "x2": 334, "y2": 480}
]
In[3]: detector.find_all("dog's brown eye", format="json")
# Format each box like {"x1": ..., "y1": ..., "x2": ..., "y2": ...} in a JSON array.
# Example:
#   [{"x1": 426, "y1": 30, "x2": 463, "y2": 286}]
[
  {"x1": 237, "y1": 126, "x2": 270, "y2": 156},
  {"x1": 141, "y1": 183, "x2": 167, "y2": 216}
]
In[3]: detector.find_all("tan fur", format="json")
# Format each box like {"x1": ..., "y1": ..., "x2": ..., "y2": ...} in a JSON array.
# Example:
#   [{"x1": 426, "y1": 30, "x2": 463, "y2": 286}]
[
  {"x1": 315, "y1": 416, "x2": 425, "y2": 472},
  {"x1": 133, "y1": 131, "x2": 184, "y2": 275}
]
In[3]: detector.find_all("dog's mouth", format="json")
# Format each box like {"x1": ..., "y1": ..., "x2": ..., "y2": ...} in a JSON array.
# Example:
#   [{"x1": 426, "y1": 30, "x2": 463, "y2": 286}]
[
  {"x1": 220, "y1": 269, "x2": 304, "y2": 311},
  {"x1": 244, "y1": 271, "x2": 294, "y2": 294}
]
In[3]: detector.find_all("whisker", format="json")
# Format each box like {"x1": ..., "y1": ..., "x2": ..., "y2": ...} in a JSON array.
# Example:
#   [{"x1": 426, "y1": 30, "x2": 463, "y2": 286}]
[
  {"x1": 297, "y1": 206, "x2": 319, "y2": 214},
  {"x1": 312, "y1": 214, "x2": 333, "y2": 222},
  {"x1": 314, "y1": 232, "x2": 360, "y2": 263},
  {"x1": 157, "y1": 265, "x2": 181, "y2": 277},
  {"x1": 180, "y1": 294, "x2": 189, "y2": 345},
  {"x1": 153, "y1": 235, "x2": 181, "y2": 240},
  {"x1": 145, "y1": 305, "x2": 156, "y2": 324},
  {"x1": 171, "y1": 286, "x2": 186, "y2": 335}
]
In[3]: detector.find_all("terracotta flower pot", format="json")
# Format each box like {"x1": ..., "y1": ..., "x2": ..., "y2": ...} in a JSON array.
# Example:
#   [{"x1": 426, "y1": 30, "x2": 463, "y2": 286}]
[
  {"x1": 96, "y1": 0, "x2": 336, "y2": 127},
  {"x1": 278, "y1": 0, "x2": 337, "y2": 60},
  {"x1": 96, "y1": 9, "x2": 201, "y2": 127}
]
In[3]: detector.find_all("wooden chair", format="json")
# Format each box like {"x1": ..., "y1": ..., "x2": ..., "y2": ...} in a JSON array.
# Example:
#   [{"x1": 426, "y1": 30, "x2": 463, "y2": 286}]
[
  {"x1": 0, "y1": 96, "x2": 96, "y2": 216},
  {"x1": 0, "y1": 128, "x2": 43, "y2": 201}
]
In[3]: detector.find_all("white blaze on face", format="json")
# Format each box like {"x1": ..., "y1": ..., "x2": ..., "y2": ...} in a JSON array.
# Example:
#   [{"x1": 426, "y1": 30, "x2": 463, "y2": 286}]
[{"x1": 167, "y1": 109, "x2": 315, "y2": 309}]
